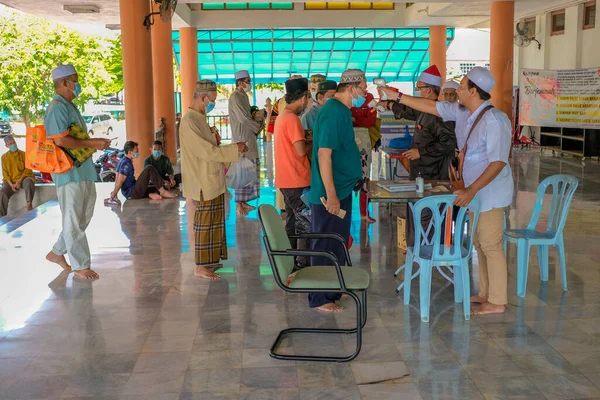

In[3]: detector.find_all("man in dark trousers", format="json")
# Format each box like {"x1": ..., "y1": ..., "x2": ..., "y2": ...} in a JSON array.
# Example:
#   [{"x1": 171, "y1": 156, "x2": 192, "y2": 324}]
[{"x1": 308, "y1": 69, "x2": 363, "y2": 312}]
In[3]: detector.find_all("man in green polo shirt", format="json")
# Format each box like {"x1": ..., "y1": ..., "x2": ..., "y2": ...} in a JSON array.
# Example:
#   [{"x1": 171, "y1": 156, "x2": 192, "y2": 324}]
[
  {"x1": 143, "y1": 140, "x2": 180, "y2": 189},
  {"x1": 308, "y1": 69, "x2": 364, "y2": 312}
]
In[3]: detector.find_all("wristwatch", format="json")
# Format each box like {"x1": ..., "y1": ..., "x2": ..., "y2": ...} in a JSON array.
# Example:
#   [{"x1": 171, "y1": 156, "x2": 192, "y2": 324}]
[{"x1": 396, "y1": 92, "x2": 403, "y2": 103}]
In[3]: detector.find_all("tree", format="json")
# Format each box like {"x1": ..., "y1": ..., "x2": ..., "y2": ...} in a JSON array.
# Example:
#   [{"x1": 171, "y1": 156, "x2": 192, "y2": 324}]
[
  {"x1": 255, "y1": 82, "x2": 284, "y2": 91},
  {"x1": 0, "y1": 10, "x2": 114, "y2": 125},
  {"x1": 104, "y1": 36, "x2": 124, "y2": 95}
]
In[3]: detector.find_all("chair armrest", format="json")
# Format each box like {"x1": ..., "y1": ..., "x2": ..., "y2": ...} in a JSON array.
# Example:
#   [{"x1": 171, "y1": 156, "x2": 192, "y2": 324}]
[
  {"x1": 269, "y1": 249, "x2": 347, "y2": 291},
  {"x1": 288, "y1": 232, "x2": 352, "y2": 266}
]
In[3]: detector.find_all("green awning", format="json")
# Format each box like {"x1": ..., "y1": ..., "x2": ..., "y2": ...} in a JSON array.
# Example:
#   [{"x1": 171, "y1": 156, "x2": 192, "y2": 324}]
[{"x1": 172, "y1": 28, "x2": 454, "y2": 84}]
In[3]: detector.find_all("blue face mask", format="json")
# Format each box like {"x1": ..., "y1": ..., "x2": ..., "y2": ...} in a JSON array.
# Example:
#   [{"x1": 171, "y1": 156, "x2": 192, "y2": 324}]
[
  {"x1": 206, "y1": 101, "x2": 215, "y2": 113},
  {"x1": 352, "y1": 94, "x2": 366, "y2": 108},
  {"x1": 133, "y1": 153, "x2": 140, "y2": 159},
  {"x1": 152, "y1": 150, "x2": 162, "y2": 158},
  {"x1": 69, "y1": 81, "x2": 82, "y2": 97},
  {"x1": 9, "y1": 144, "x2": 17, "y2": 152}
]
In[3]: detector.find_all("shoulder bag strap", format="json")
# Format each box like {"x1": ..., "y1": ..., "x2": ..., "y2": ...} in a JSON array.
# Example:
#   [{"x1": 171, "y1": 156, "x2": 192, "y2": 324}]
[{"x1": 462, "y1": 105, "x2": 494, "y2": 157}]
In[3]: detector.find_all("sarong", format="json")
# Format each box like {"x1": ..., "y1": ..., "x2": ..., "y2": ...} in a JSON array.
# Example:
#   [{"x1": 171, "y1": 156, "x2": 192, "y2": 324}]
[
  {"x1": 234, "y1": 158, "x2": 260, "y2": 202},
  {"x1": 194, "y1": 193, "x2": 227, "y2": 266}
]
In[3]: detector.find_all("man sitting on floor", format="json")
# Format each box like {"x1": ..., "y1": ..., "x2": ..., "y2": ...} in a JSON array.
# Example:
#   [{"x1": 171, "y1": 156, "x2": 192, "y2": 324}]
[
  {"x1": 110, "y1": 141, "x2": 177, "y2": 201},
  {"x1": 1, "y1": 135, "x2": 35, "y2": 217},
  {"x1": 143, "y1": 140, "x2": 181, "y2": 190}
]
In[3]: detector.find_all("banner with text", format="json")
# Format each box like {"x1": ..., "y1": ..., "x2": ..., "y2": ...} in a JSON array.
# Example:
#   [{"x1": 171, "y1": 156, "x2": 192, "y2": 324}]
[{"x1": 519, "y1": 67, "x2": 600, "y2": 128}]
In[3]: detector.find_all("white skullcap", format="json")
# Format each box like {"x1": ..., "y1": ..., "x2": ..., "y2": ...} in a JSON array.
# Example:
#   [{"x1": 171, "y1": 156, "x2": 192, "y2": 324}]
[
  {"x1": 340, "y1": 69, "x2": 366, "y2": 84},
  {"x1": 467, "y1": 67, "x2": 495, "y2": 93},
  {"x1": 235, "y1": 70, "x2": 250, "y2": 80},
  {"x1": 442, "y1": 81, "x2": 460, "y2": 90},
  {"x1": 52, "y1": 64, "x2": 77, "y2": 81}
]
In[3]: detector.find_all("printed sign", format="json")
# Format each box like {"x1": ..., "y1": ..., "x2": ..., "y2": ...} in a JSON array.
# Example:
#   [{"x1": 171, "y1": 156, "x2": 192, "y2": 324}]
[{"x1": 519, "y1": 67, "x2": 600, "y2": 128}]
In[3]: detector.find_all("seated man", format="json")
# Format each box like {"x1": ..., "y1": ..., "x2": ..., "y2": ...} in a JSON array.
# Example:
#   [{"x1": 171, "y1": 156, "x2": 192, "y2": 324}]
[
  {"x1": 110, "y1": 141, "x2": 177, "y2": 201},
  {"x1": 1, "y1": 135, "x2": 35, "y2": 217},
  {"x1": 143, "y1": 140, "x2": 181, "y2": 189}
]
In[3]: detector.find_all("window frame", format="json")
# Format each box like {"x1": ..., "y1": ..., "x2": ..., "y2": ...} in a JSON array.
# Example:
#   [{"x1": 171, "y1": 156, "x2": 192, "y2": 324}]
[
  {"x1": 551, "y1": 9, "x2": 566, "y2": 36},
  {"x1": 584, "y1": 1, "x2": 596, "y2": 30},
  {"x1": 304, "y1": 2, "x2": 395, "y2": 10},
  {"x1": 200, "y1": 3, "x2": 295, "y2": 11}
]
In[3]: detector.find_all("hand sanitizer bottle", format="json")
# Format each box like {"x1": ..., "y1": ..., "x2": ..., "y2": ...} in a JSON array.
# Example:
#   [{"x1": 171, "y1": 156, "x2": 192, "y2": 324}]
[{"x1": 416, "y1": 170, "x2": 425, "y2": 194}]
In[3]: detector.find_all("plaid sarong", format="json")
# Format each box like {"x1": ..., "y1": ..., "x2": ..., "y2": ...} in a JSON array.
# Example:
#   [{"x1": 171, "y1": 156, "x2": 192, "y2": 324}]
[
  {"x1": 234, "y1": 158, "x2": 260, "y2": 202},
  {"x1": 194, "y1": 194, "x2": 227, "y2": 267}
]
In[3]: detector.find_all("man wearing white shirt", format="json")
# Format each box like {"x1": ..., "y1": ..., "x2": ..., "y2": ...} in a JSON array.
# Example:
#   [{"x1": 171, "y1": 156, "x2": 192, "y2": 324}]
[{"x1": 379, "y1": 67, "x2": 513, "y2": 315}]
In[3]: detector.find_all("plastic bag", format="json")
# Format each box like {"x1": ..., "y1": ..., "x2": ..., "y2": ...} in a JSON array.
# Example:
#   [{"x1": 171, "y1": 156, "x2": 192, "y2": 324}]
[{"x1": 226, "y1": 156, "x2": 257, "y2": 189}]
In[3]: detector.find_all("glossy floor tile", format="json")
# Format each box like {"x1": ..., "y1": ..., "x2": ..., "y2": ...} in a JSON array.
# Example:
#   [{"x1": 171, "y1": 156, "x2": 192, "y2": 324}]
[{"x1": 1, "y1": 147, "x2": 600, "y2": 399}]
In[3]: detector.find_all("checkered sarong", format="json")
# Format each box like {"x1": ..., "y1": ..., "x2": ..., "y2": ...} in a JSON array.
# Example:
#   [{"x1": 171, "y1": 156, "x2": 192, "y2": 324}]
[
  {"x1": 234, "y1": 158, "x2": 260, "y2": 202},
  {"x1": 194, "y1": 194, "x2": 227, "y2": 267}
]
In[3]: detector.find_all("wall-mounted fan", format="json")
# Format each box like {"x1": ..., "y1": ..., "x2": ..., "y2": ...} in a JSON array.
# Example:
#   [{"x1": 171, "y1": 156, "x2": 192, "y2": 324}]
[
  {"x1": 144, "y1": 0, "x2": 178, "y2": 29},
  {"x1": 514, "y1": 21, "x2": 542, "y2": 50}
]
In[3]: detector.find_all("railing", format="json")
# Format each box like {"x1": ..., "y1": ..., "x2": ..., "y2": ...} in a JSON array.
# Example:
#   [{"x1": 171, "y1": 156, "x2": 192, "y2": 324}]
[{"x1": 206, "y1": 114, "x2": 232, "y2": 141}]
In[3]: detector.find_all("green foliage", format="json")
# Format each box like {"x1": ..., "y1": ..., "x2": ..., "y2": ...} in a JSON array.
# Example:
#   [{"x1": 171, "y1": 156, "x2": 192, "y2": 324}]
[
  {"x1": 0, "y1": 10, "x2": 121, "y2": 125},
  {"x1": 256, "y1": 82, "x2": 284, "y2": 91}
]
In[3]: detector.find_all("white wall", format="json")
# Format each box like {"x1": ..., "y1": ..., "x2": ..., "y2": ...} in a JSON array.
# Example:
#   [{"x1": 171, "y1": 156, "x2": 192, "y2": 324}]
[{"x1": 515, "y1": 1, "x2": 599, "y2": 83}]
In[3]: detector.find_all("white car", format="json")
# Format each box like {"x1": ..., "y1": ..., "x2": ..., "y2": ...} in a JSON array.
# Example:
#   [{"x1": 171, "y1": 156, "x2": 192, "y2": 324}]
[{"x1": 83, "y1": 113, "x2": 115, "y2": 136}]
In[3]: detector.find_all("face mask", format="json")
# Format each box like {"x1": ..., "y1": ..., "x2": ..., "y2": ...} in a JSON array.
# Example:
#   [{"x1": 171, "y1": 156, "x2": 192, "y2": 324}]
[
  {"x1": 311, "y1": 92, "x2": 318, "y2": 102},
  {"x1": 352, "y1": 87, "x2": 366, "y2": 108},
  {"x1": 206, "y1": 101, "x2": 215, "y2": 113},
  {"x1": 244, "y1": 82, "x2": 252, "y2": 93},
  {"x1": 9, "y1": 144, "x2": 17, "y2": 152},
  {"x1": 69, "y1": 81, "x2": 82, "y2": 97},
  {"x1": 133, "y1": 153, "x2": 140, "y2": 159},
  {"x1": 152, "y1": 150, "x2": 162, "y2": 158}
]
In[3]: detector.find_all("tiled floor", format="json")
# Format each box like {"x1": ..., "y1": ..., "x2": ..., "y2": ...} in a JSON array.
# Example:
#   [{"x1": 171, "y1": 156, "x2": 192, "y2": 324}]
[{"x1": 1, "y1": 146, "x2": 600, "y2": 400}]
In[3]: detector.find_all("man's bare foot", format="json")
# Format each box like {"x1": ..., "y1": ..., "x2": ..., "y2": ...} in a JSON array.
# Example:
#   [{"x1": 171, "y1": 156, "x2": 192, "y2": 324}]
[
  {"x1": 362, "y1": 215, "x2": 376, "y2": 224},
  {"x1": 26, "y1": 202, "x2": 33, "y2": 212},
  {"x1": 149, "y1": 193, "x2": 163, "y2": 200},
  {"x1": 73, "y1": 268, "x2": 100, "y2": 280},
  {"x1": 160, "y1": 189, "x2": 178, "y2": 199},
  {"x1": 194, "y1": 266, "x2": 221, "y2": 280},
  {"x1": 471, "y1": 294, "x2": 488, "y2": 304},
  {"x1": 241, "y1": 202, "x2": 256, "y2": 211},
  {"x1": 236, "y1": 204, "x2": 249, "y2": 216},
  {"x1": 315, "y1": 303, "x2": 344, "y2": 312},
  {"x1": 46, "y1": 251, "x2": 72, "y2": 272},
  {"x1": 472, "y1": 302, "x2": 505, "y2": 315}
]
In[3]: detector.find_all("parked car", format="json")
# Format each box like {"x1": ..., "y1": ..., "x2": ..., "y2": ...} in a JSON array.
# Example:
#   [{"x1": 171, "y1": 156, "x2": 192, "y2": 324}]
[
  {"x1": 83, "y1": 113, "x2": 115, "y2": 136},
  {"x1": 0, "y1": 119, "x2": 12, "y2": 137}
]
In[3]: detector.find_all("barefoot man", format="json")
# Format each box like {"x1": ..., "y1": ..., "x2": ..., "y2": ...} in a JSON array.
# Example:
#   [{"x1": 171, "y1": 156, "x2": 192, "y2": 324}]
[
  {"x1": 379, "y1": 67, "x2": 513, "y2": 315},
  {"x1": 44, "y1": 64, "x2": 111, "y2": 280},
  {"x1": 180, "y1": 80, "x2": 248, "y2": 280},
  {"x1": 308, "y1": 69, "x2": 364, "y2": 312}
]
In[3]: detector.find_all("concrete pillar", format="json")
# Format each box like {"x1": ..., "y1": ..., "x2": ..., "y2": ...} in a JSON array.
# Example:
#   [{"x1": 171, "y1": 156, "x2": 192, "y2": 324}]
[
  {"x1": 151, "y1": 2, "x2": 177, "y2": 162},
  {"x1": 179, "y1": 28, "x2": 198, "y2": 115},
  {"x1": 490, "y1": 1, "x2": 515, "y2": 118},
  {"x1": 429, "y1": 26, "x2": 447, "y2": 83},
  {"x1": 119, "y1": 0, "x2": 154, "y2": 173}
]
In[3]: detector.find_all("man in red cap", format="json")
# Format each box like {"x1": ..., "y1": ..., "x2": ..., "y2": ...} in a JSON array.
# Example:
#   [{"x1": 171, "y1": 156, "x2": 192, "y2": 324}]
[{"x1": 379, "y1": 65, "x2": 456, "y2": 247}]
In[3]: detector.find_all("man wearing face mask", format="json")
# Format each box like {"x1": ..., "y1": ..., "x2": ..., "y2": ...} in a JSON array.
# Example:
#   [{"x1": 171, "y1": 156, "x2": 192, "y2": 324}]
[
  {"x1": 110, "y1": 141, "x2": 177, "y2": 201},
  {"x1": 44, "y1": 64, "x2": 111, "y2": 280},
  {"x1": 275, "y1": 78, "x2": 313, "y2": 269},
  {"x1": 308, "y1": 69, "x2": 364, "y2": 313},
  {"x1": 143, "y1": 140, "x2": 180, "y2": 190},
  {"x1": 301, "y1": 80, "x2": 337, "y2": 134},
  {"x1": 442, "y1": 81, "x2": 460, "y2": 103},
  {"x1": 228, "y1": 70, "x2": 263, "y2": 216},
  {"x1": 180, "y1": 80, "x2": 249, "y2": 280},
  {"x1": 1, "y1": 135, "x2": 35, "y2": 217}
]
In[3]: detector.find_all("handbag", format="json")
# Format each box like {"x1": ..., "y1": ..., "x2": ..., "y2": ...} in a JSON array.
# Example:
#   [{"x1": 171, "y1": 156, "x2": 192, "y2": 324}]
[
  {"x1": 448, "y1": 105, "x2": 493, "y2": 190},
  {"x1": 25, "y1": 125, "x2": 74, "y2": 174}
]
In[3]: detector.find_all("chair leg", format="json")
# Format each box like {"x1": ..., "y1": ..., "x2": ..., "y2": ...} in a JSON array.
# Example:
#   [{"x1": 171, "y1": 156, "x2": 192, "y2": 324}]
[
  {"x1": 395, "y1": 247, "x2": 412, "y2": 276},
  {"x1": 556, "y1": 238, "x2": 568, "y2": 292},
  {"x1": 419, "y1": 262, "x2": 432, "y2": 322},
  {"x1": 462, "y1": 260, "x2": 471, "y2": 320},
  {"x1": 403, "y1": 254, "x2": 413, "y2": 305},
  {"x1": 503, "y1": 238, "x2": 508, "y2": 258},
  {"x1": 269, "y1": 290, "x2": 364, "y2": 362},
  {"x1": 453, "y1": 265, "x2": 463, "y2": 303},
  {"x1": 361, "y1": 290, "x2": 368, "y2": 328},
  {"x1": 537, "y1": 245, "x2": 549, "y2": 282},
  {"x1": 517, "y1": 240, "x2": 530, "y2": 298}
]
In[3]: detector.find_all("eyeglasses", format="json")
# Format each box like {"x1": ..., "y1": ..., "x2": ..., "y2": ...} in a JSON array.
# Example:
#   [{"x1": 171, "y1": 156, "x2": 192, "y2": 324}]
[{"x1": 415, "y1": 85, "x2": 431, "y2": 91}]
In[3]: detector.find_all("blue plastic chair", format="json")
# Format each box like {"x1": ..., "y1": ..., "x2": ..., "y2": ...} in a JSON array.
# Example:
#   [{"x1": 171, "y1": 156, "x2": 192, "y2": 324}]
[
  {"x1": 504, "y1": 175, "x2": 578, "y2": 297},
  {"x1": 401, "y1": 195, "x2": 481, "y2": 322}
]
